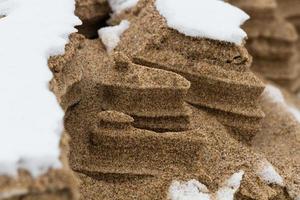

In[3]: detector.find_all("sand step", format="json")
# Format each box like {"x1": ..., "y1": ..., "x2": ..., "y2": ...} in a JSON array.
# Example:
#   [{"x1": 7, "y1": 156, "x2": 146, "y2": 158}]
[
  {"x1": 86, "y1": 111, "x2": 204, "y2": 176},
  {"x1": 244, "y1": 20, "x2": 298, "y2": 43},
  {"x1": 252, "y1": 56, "x2": 300, "y2": 80},
  {"x1": 97, "y1": 53, "x2": 192, "y2": 132},
  {"x1": 228, "y1": 0, "x2": 277, "y2": 20},
  {"x1": 134, "y1": 53, "x2": 265, "y2": 118},
  {"x1": 247, "y1": 38, "x2": 297, "y2": 60},
  {"x1": 276, "y1": 0, "x2": 300, "y2": 19},
  {"x1": 132, "y1": 106, "x2": 192, "y2": 132}
]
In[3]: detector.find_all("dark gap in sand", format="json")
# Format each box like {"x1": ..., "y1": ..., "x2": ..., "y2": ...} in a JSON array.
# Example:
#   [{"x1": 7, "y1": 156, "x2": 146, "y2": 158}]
[
  {"x1": 76, "y1": 15, "x2": 110, "y2": 39},
  {"x1": 77, "y1": 171, "x2": 154, "y2": 182},
  {"x1": 74, "y1": 0, "x2": 111, "y2": 39}
]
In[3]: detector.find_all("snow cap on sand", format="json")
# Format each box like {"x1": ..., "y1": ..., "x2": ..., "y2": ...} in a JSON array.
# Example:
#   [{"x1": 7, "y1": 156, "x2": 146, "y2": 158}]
[
  {"x1": 108, "y1": 0, "x2": 139, "y2": 14},
  {"x1": 0, "y1": 0, "x2": 81, "y2": 177},
  {"x1": 155, "y1": 0, "x2": 249, "y2": 45},
  {"x1": 98, "y1": 20, "x2": 130, "y2": 53}
]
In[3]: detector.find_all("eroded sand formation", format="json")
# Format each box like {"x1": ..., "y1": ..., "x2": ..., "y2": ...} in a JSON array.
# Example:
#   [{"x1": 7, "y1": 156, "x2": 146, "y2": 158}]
[
  {"x1": 49, "y1": 0, "x2": 300, "y2": 199},
  {"x1": 277, "y1": 0, "x2": 300, "y2": 89},
  {"x1": 229, "y1": 0, "x2": 300, "y2": 93},
  {"x1": 114, "y1": 0, "x2": 266, "y2": 140},
  {"x1": 277, "y1": 0, "x2": 300, "y2": 33}
]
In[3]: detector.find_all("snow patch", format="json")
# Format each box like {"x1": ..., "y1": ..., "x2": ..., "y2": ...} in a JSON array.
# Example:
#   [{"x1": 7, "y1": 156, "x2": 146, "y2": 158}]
[
  {"x1": 169, "y1": 171, "x2": 244, "y2": 200},
  {"x1": 168, "y1": 179, "x2": 210, "y2": 200},
  {"x1": 0, "y1": 188, "x2": 28, "y2": 199},
  {"x1": 108, "y1": 0, "x2": 139, "y2": 14},
  {"x1": 262, "y1": 85, "x2": 300, "y2": 123},
  {"x1": 98, "y1": 20, "x2": 130, "y2": 53},
  {"x1": 256, "y1": 160, "x2": 284, "y2": 186},
  {"x1": 216, "y1": 170, "x2": 244, "y2": 200},
  {"x1": 155, "y1": 0, "x2": 249, "y2": 45},
  {"x1": 0, "y1": 0, "x2": 81, "y2": 177},
  {"x1": 262, "y1": 85, "x2": 285, "y2": 104},
  {"x1": 287, "y1": 106, "x2": 300, "y2": 122}
]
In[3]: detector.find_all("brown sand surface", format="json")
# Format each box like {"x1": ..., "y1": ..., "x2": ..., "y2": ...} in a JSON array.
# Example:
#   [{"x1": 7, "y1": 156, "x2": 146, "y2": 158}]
[
  {"x1": 277, "y1": 0, "x2": 300, "y2": 95},
  {"x1": 113, "y1": 0, "x2": 265, "y2": 137},
  {"x1": 277, "y1": 0, "x2": 300, "y2": 21},
  {"x1": 251, "y1": 83, "x2": 300, "y2": 199},
  {"x1": 49, "y1": 34, "x2": 85, "y2": 111},
  {"x1": 252, "y1": 56, "x2": 300, "y2": 80},
  {"x1": 228, "y1": 0, "x2": 277, "y2": 19},
  {"x1": 229, "y1": 0, "x2": 300, "y2": 93},
  {"x1": 48, "y1": 0, "x2": 300, "y2": 199},
  {"x1": 49, "y1": 34, "x2": 295, "y2": 199}
]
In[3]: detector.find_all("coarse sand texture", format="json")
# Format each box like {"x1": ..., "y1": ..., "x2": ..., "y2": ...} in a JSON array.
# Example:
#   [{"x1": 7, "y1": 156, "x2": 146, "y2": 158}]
[
  {"x1": 116, "y1": 0, "x2": 265, "y2": 139},
  {"x1": 50, "y1": 0, "x2": 300, "y2": 199}
]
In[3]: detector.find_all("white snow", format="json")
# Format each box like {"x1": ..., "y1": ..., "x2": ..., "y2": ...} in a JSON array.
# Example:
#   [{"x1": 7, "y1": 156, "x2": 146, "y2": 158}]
[
  {"x1": 216, "y1": 170, "x2": 244, "y2": 200},
  {"x1": 169, "y1": 171, "x2": 244, "y2": 200},
  {"x1": 168, "y1": 179, "x2": 210, "y2": 200},
  {"x1": 108, "y1": 0, "x2": 139, "y2": 14},
  {"x1": 0, "y1": 188, "x2": 28, "y2": 199},
  {"x1": 262, "y1": 85, "x2": 300, "y2": 123},
  {"x1": 0, "y1": 0, "x2": 81, "y2": 177},
  {"x1": 287, "y1": 106, "x2": 300, "y2": 122},
  {"x1": 155, "y1": 0, "x2": 249, "y2": 45},
  {"x1": 262, "y1": 85, "x2": 285, "y2": 104},
  {"x1": 98, "y1": 20, "x2": 130, "y2": 53},
  {"x1": 256, "y1": 160, "x2": 284, "y2": 186}
]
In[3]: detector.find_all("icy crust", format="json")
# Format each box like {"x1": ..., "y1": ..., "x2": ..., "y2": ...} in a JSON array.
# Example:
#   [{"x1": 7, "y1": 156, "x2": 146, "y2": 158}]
[
  {"x1": 0, "y1": 0, "x2": 81, "y2": 177},
  {"x1": 108, "y1": 0, "x2": 139, "y2": 14},
  {"x1": 155, "y1": 0, "x2": 249, "y2": 45}
]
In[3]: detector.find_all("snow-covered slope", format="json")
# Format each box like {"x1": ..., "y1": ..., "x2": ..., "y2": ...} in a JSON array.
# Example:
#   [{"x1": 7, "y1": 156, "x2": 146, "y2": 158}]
[
  {"x1": 155, "y1": 0, "x2": 249, "y2": 45},
  {"x1": 0, "y1": 0, "x2": 81, "y2": 177}
]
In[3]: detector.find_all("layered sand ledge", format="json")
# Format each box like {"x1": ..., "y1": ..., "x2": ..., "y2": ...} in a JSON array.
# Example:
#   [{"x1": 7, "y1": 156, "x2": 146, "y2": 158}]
[
  {"x1": 49, "y1": 0, "x2": 300, "y2": 199},
  {"x1": 229, "y1": 0, "x2": 300, "y2": 93},
  {"x1": 277, "y1": 0, "x2": 300, "y2": 93}
]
